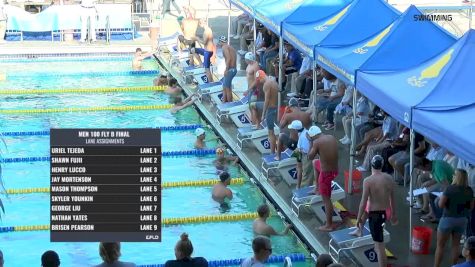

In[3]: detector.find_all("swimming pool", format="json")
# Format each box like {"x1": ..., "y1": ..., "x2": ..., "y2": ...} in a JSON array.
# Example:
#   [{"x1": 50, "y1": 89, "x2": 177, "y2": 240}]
[{"x1": 0, "y1": 55, "x2": 312, "y2": 267}]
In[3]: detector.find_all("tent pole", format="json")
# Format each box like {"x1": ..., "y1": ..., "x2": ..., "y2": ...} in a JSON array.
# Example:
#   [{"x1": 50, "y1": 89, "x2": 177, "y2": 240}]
[
  {"x1": 277, "y1": 36, "x2": 284, "y2": 120},
  {"x1": 312, "y1": 60, "x2": 316, "y2": 94},
  {"x1": 409, "y1": 129, "x2": 415, "y2": 249},
  {"x1": 253, "y1": 18, "x2": 257, "y2": 54},
  {"x1": 227, "y1": 0, "x2": 231, "y2": 45},
  {"x1": 348, "y1": 87, "x2": 357, "y2": 194}
]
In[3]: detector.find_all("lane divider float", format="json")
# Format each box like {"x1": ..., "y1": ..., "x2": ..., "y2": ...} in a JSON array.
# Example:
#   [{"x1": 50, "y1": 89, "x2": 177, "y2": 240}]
[
  {"x1": 0, "y1": 125, "x2": 203, "y2": 137},
  {"x1": 0, "y1": 212, "x2": 259, "y2": 232},
  {"x1": 0, "y1": 104, "x2": 173, "y2": 114},
  {"x1": 0, "y1": 86, "x2": 166, "y2": 95},
  {"x1": 6, "y1": 70, "x2": 159, "y2": 78},
  {"x1": 6, "y1": 178, "x2": 245, "y2": 194}
]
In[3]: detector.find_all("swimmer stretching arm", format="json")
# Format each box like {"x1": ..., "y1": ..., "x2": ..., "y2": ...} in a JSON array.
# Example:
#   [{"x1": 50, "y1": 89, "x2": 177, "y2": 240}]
[{"x1": 170, "y1": 93, "x2": 198, "y2": 113}]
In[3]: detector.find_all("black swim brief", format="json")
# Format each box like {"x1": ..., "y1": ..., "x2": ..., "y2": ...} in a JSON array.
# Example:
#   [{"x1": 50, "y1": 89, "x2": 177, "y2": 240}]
[{"x1": 368, "y1": 210, "x2": 386, "y2": 243}]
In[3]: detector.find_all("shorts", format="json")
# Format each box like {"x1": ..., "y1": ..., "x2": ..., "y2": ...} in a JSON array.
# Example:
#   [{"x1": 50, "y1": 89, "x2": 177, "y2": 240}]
[
  {"x1": 280, "y1": 132, "x2": 298, "y2": 150},
  {"x1": 368, "y1": 210, "x2": 386, "y2": 242},
  {"x1": 438, "y1": 217, "x2": 467, "y2": 234},
  {"x1": 194, "y1": 48, "x2": 213, "y2": 69},
  {"x1": 365, "y1": 201, "x2": 392, "y2": 221},
  {"x1": 266, "y1": 107, "x2": 277, "y2": 130},
  {"x1": 253, "y1": 101, "x2": 264, "y2": 112},
  {"x1": 313, "y1": 159, "x2": 338, "y2": 197},
  {"x1": 223, "y1": 68, "x2": 237, "y2": 89}
]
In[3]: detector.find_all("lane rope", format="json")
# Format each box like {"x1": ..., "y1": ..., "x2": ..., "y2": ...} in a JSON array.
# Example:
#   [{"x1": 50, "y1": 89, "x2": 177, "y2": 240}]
[
  {"x1": 0, "y1": 212, "x2": 259, "y2": 232},
  {"x1": 0, "y1": 86, "x2": 166, "y2": 95},
  {"x1": 6, "y1": 70, "x2": 159, "y2": 78},
  {"x1": 0, "y1": 57, "x2": 153, "y2": 63},
  {"x1": 6, "y1": 178, "x2": 245, "y2": 194},
  {"x1": 0, "y1": 125, "x2": 203, "y2": 137},
  {"x1": 0, "y1": 104, "x2": 173, "y2": 114},
  {"x1": 0, "y1": 149, "x2": 216, "y2": 163}
]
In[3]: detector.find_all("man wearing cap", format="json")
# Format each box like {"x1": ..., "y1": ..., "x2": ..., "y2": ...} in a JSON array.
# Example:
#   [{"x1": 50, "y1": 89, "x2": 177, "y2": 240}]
[
  {"x1": 244, "y1": 52, "x2": 260, "y2": 92},
  {"x1": 41, "y1": 250, "x2": 60, "y2": 267},
  {"x1": 261, "y1": 77, "x2": 279, "y2": 155},
  {"x1": 153, "y1": 72, "x2": 169, "y2": 86},
  {"x1": 217, "y1": 36, "x2": 237, "y2": 103},
  {"x1": 275, "y1": 120, "x2": 303, "y2": 161},
  {"x1": 454, "y1": 236, "x2": 475, "y2": 267},
  {"x1": 307, "y1": 126, "x2": 339, "y2": 231},
  {"x1": 214, "y1": 147, "x2": 239, "y2": 174},
  {"x1": 279, "y1": 97, "x2": 312, "y2": 130},
  {"x1": 356, "y1": 155, "x2": 397, "y2": 267},
  {"x1": 211, "y1": 171, "x2": 233, "y2": 205},
  {"x1": 248, "y1": 70, "x2": 266, "y2": 128},
  {"x1": 296, "y1": 127, "x2": 314, "y2": 189},
  {"x1": 194, "y1": 128, "x2": 206, "y2": 149}
]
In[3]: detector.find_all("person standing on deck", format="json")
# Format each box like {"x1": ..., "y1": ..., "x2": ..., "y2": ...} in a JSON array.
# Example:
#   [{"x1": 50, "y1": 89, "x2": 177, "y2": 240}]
[
  {"x1": 217, "y1": 36, "x2": 237, "y2": 103},
  {"x1": 80, "y1": 0, "x2": 97, "y2": 43},
  {"x1": 249, "y1": 70, "x2": 266, "y2": 128},
  {"x1": 307, "y1": 126, "x2": 339, "y2": 231},
  {"x1": 261, "y1": 77, "x2": 279, "y2": 156},
  {"x1": 356, "y1": 155, "x2": 397, "y2": 267},
  {"x1": 162, "y1": 0, "x2": 181, "y2": 18}
]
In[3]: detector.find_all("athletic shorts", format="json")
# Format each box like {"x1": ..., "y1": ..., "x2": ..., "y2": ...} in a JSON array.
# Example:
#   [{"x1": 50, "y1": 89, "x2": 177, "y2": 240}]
[
  {"x1": 223, "y1": 68, "x2": 237, "y2": 89},
  {"x1": 194, "y1": 48, "x2": 213, "y2": 69},
  {"x1": 365, "y1": 201, "x2": 391, "y2": 221},
  {"x1": 438, "y1": 217, "x2": 467, "y2": 234},
  {"x1": 253, "y1": 101, "x2": 264, "y2": 112},
  {"x1": 266, "y1": 107, "x2": 277, "y2": 130},
  {"x1": 368, "y1": 210, "x2": 386, "y2": 242},
  {"x1": 313, "y1": 159, "x2": 338, "y2": 197}
]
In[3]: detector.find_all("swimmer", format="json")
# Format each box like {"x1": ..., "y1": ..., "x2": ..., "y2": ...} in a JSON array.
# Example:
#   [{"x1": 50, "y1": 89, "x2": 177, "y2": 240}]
[
  {"x1": 153, "y1": 72, "x2": 169, "y2": 86},
  {"x1": 253, "y1": 204, "x2": 291, "y2": 237},
  {"x1": 213, "y1": 147, "x2": 239, "y2": 173},
  {"x1": 165, "y1": 78, "x2": 182, "y2": 99},
  {"x1": 170, "y1": 93, "x2": 198, "y2": 114},
  {"x1": 132, "y1": 48, "x2": 154, "y2": 70},
  {"x1": 194, "y1": 128, "x2": 206, "y2": 149},
  {"x1": 211, "y1": 171, "x2": 233, "y2": 205}
]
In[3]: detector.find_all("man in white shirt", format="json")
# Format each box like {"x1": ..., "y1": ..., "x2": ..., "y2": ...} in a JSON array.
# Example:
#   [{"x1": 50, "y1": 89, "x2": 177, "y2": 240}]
[
  {"x1": 295, "y1": 128, "x2": 314, "y2": 188},
  {"x1": 80, "y1": 0, "x2": 97, "y2": 43}
]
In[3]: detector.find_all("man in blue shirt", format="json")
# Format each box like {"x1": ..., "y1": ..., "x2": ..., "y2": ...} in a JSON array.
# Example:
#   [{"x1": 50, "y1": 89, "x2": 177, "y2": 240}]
[
  {"x1": 453, "y1": 236, "x2": 475, "y2": 267},
  {"x1": 283, "y1": 42, "x2": 302, "y2": 74}
]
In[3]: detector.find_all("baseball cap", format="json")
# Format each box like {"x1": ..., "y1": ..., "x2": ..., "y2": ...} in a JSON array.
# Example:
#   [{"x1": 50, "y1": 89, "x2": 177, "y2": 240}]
[
  {"x1": 255, "y1": 70, "x2": 267, "y2": 81},
  {"x1": 308, "y1": 126, "x2": 321, "y2": 137},
  {"x1": 219, "y1": 35, "x2": 228, "y2": 43},
  {"x1": 288, "y1": 120, "x2": 303, "y2": 130},
  {"x1": 288, "y1": 97, "x2": 299, "y2": 107},
  {"x1": 371, "y1": 155, "x2": 384, "y2": 170},
  {"x1": 244, "y1": 52, "x2": 255, "y2": 61},
  {"x1": 195, "y1": 128, "x2": 205, "y2": 137}
]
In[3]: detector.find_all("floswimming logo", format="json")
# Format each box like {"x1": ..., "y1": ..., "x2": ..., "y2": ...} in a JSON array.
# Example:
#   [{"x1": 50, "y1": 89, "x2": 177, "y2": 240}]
[
  {"x1": 353, "y1": 24, "x2": 393, "y2": 54},
  {"x1": 314, "y1": 4, "x2": 351, "y2": 32},
  {"x1": 407, "y1": 48, "x2": 454, "y2": 87},
  {"x1": 413, "y1": 14, "x2": 452, "y2": 22},
  {"x1": 285, "y1": 0, "x2": 304, "y2": 10}
]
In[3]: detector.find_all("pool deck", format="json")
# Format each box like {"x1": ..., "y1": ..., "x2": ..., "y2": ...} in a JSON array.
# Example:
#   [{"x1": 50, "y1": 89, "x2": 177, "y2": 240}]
[{"x1": 1, "y1": 1, "x2": 471, "y2": 265}]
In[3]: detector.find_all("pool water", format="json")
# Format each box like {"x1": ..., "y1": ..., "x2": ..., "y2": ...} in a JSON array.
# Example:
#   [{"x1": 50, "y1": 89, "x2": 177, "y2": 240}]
[{"x1": 0, "y1": 56, "x2": 311, "y2": 267}]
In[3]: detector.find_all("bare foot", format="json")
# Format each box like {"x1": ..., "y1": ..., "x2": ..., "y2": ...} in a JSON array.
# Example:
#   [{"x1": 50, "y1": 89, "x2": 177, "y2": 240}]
[
  {"x1": 274, "y1": 155, "x2": 280, "y2": 161},
  {"x1": 318, "y1": 225, "x2": 335, "y2": 232},
  {"x1": 348, "y1": 227, "x2": 362, "y2": 237}
]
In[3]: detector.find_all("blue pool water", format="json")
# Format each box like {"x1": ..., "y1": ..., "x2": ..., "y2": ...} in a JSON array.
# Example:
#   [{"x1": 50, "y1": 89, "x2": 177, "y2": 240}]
[{"x1": 0, "y1": 56, "x2": 311, "y2": 267}]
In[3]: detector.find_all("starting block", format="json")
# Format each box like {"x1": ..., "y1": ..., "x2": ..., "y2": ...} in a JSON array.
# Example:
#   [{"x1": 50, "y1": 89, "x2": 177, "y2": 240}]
[
  {"x1": 230, "y1": 110, "x2": 252, "y2": 128},
  {"x1": 328, "y1": 222, "x2": 390, "y2": 265},
  {"x1": 236, "y1": 120, "x2": 280, "y2": 154},
  {"x1": 261, "y1": 149, "x2": 297, "y2": 185},
  {"x1": 216, "y1": 94, "x2": 250, "y2": 122},
  {"x1": 291, "y1": 182, "x2": 346, "y2": 219}
]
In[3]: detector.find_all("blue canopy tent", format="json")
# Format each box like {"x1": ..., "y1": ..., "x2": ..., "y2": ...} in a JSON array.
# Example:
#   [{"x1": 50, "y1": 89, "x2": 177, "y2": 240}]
[
  {"x1": 253, "y1": 0, "x2": 307, "y2": 35},
  {"x1": 283, "y1": 0, "x2": 399, "y2": 59},
  {"x1": 230, "y1": 0, "x2": 267, "y2": 16},
  {"x1": 281, "y1": 0, "x2": 350, "y2": 56},
  {"x1": 317, "y1": 5, "x2": 456, "y2": 85}
]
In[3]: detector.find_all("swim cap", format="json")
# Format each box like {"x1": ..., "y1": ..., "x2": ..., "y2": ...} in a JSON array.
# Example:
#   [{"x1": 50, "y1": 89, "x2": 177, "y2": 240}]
[
  {"x1": 255, "y1": 70, "x2": 267, "y2": 81},
  {"x1": 219, "y1": 35, "x2": 228, "y2": 43},
  {"x1": 219, "y1": 171, "x2": 230, "y2": 182},
  {"x1": 308, "y1": 126, "x2": 321, "y2": 138},
  {"x1": 244, "y1": 52, "x2": 255, "y2": 62},
  {"x1": 195, "y1": 128, "x2": 205, "y2": 137},
  {"x1": 288, "y1": 120, "x2": 303, "y2": 130},
  {"x1": 41, "y1": 250, "x2": 60, "y2": 267},
  {"x1": 216, "y1": 147, "x2": 225, "y2": 154},
  {"x1": 371, "y1": 155, "x2": 384, "y2": 170},
  {"x1": 160, "y1": 71, "x2": 168, "y2": 78}
]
